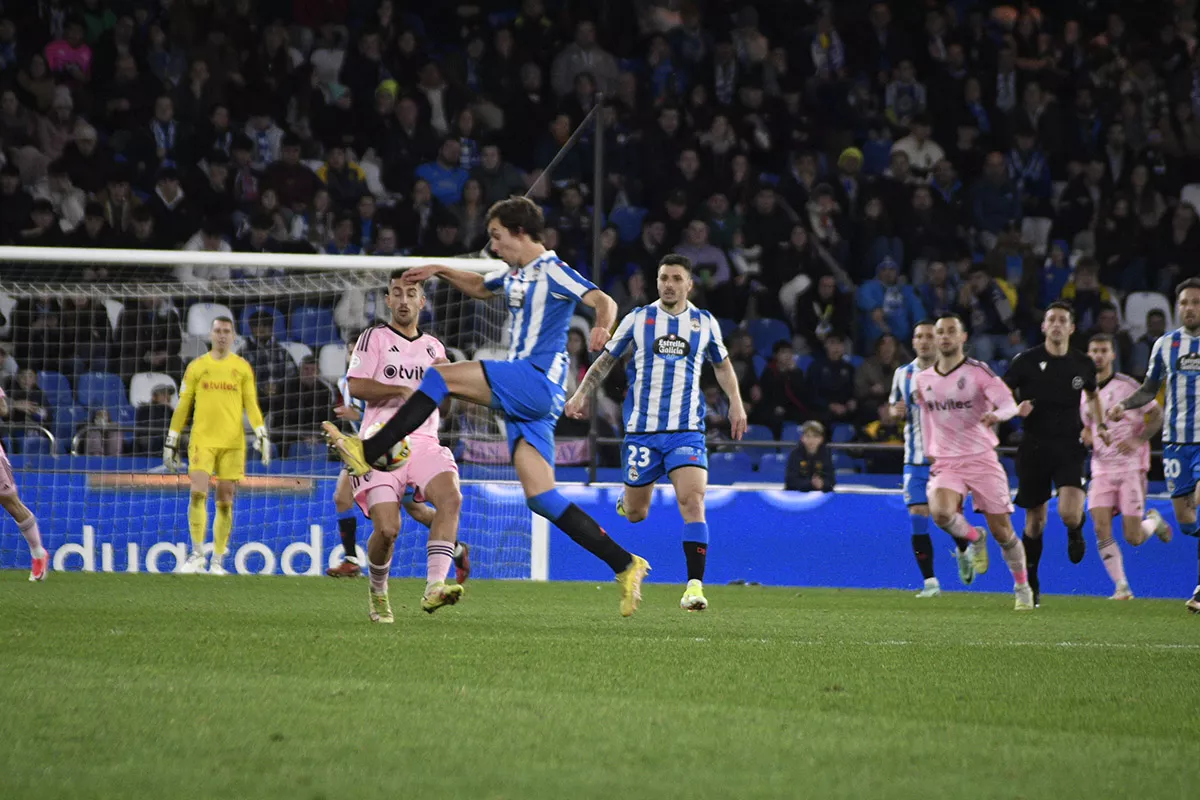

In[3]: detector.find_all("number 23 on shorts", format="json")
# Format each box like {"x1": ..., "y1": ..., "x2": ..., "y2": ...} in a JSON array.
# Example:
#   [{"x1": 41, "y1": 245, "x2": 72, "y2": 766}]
[{"x1": 627, "y1": 445, "x2": 651, "y2": 468}]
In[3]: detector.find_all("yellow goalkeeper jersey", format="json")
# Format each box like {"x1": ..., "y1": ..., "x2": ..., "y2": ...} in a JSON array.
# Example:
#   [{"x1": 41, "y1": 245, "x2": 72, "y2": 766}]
[{"x1": 170, "y1": 352, "x2": 265, "y2": 450}]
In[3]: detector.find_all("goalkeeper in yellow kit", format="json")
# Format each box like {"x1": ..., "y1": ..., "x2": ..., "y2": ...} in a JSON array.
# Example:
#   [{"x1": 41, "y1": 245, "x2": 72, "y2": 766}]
[{"x1": 164, "y1": 316, "x2": 270, "y2": 575}]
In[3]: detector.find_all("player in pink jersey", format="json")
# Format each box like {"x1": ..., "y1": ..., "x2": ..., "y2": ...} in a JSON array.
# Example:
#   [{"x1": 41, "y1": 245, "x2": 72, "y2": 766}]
[
  {"x1": 345, "y1": 272, "x2": 465, "y2": 622},
  {"x1": 0, "y1": 386, "x2": 50, "y2": 581},
  {"x1": 1081, "y1": 334, "x2": 1172, "y2": 600},
  {"x1": 910, "y1": 314, "x2": 1036, "y2": 610}
]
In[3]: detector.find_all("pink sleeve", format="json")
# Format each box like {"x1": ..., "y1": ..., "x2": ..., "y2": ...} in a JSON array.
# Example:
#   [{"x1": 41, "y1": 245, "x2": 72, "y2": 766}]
[
  {"x1": 346, "y1": 329, "x2": 379, "y2": 380},
  {"x1": 433, "y1": 338, "x2": 448, "y2": 361},
  {"x1": 982, "y1": 370, "x2": 1021, "y2": 421}
]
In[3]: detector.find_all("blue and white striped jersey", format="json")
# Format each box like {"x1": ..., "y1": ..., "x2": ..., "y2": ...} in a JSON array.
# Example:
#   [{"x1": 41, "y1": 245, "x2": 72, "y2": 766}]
[
  {"x1": 1147, "y1": 328, "x2": 1200, "y2": 444},
  {"x1": 889, "y1": 359, "x2": 928, "y2": 465},
  {"x1": 337, "y1": 374, "x2": 367, "y2": 433},
  {"x1": 483, "y1": 250, "x2": 598, "y2": 388},
  {"x1": 606, "y1": 301, "x2": 728, "y2": 434}
]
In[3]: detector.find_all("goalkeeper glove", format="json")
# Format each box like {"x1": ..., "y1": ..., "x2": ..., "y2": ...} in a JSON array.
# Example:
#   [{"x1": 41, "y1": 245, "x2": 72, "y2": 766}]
[
  {"x1": 163, "y1": 430, "x2": 183, "y2": 472},
  {"x1": 254, "y1": 425, "x2": 271, "y2": 466}
]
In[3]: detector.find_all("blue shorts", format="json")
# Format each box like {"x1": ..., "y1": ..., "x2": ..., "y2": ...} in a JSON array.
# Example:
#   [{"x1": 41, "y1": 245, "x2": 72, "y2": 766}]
[
  {"x1": 623, "y1": 431, "x2": 708, "y2": 487},
  {"x1": 903, "y1": 464, "x2": 930, "y2": 507},
  {"x1": 1163, "y1": 444, "x2": 1200, "y2": 498},
  {"x1": 482, "y1": 359, "x2": 564, "y2": 467}
]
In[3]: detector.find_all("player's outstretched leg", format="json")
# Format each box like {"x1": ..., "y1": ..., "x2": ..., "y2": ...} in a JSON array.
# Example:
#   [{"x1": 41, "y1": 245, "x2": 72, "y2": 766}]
[
  {"x1": 327, "y1": 471, "x2": 362, "y2": 577},
  {"x1": 0, "y1": 493, "x2": 49, "y2": 582},
  {"x1": 930, "y1": 502, "x2": 983, "y2": 585},
  {"x1": 418, "y1": 473, "x2": 465, "y2": 614}
]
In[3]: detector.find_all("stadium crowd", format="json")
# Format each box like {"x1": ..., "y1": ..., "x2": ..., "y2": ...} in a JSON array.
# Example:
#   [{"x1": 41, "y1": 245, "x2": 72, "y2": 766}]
[{"x1": 0, "y1": 0, "x2": 1197, "y2": 469}]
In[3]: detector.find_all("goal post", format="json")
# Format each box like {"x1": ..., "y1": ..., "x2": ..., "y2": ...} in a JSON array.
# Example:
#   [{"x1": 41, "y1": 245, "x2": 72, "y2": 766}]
[{"x1": 0, "y1": 246, "x2": 550, "y2": 580}]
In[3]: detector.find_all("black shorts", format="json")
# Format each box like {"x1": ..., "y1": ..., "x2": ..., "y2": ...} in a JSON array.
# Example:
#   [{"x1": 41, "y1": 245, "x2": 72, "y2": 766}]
[{"x1": 1014, "y1": 438, "x2": 1087, "y2": 509}]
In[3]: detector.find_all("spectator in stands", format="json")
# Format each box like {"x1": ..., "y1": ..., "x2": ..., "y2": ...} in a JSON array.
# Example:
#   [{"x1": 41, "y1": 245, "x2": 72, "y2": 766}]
[
  {"x1": 917, "y1": 260, "x2": 962, "y2": 320},
  {"x1": 969, "y1": 151, "x2": 1021, "y2": 251},
  {"x1": 674, "y1": 219, "x2": 730, "y2": 299},
  {"x1": 891, "y1": 115, "x2": 943, "y2": 179},
  {"x1": 963, "y1": 263, "x2": 1022, "y2": 362},
  {"x1": 796, "y1": 273, "x2": 853, "y2": 355},
  {"x1": 135, "y1": 94, "x2": 190, "y2": 181},
  {"x1": 44, "y1": 18, "x2": 92, "y2": 82},
  {"x1": 32, "y1": 158, "x2": 86, "y2": 232},
  {"x1": 383, "y1": 94, "x2": 438, "y2": 193},
  {"x1": 855, "y1": 333, "x2": 905, "y2": 417},
  {"x1": 1056, "y1": 156, "x2": 1106, "y2": 248},
  {"x1": 263, "y1": 134, "x2": 321, "y2": 212},
  {"x1": 393, "y1": 179, "x2": 442, "y2": 252},
  {"x1": 57, "y1": 295, "x2": 111, "y2": 378},
  {"x1": 785, "y1": 421, "x2": 834, "y2": 493},
  {"x1": 0, "y1": 344, "x2": 17, "y2": 384},
  {"x1": 121, "y1": 205, "x2": 172, "y2": 256},
  {"x1": 116, "y1": 296, "x2": 182, "y2": 383},
  {"x1": 1130, "y1": 309, "x2": 1168, "y2": 380},
  {"x1": 449, "y1": 179, "x2": 488, "y2": 251},
  {"x1": 316, "y1": 144, "x2": 368, "y2": 210},
  {"x1": 146, "y1": 167, "x2": 197, "y2": 247},
  {"x1": 415, "y1": 136, "x2": 468, "y2": 207},
  {"x1": 132, "y1": 384, "x2": 175, "y2": 455},
  {"x1": 323, "y1": 212, "x2": 362, "y2": 256},
  {"x1": 245, "y1": 108, "x2": 285, "y2": 172},
  {"x1": 551, "y1": 20, "x2": 618, "y2": 97},
  {"x1": 1061, "y1": 256, "x2": 1118, "y2": 335},
  {"x1": 1152, "y1": 203, "x2": 1200, "y2": 295},
  {"x1": 808, "y1": 333, "x2": 859, "y2": 428},
  {"x1": 60, "y1": 121, "x2": 108, "y2": 196},
  {"x1": 80, "y1": 408, "x2": 122, "y2": 456},
  {"x1": 100, "y1": 167, "x2": 139, "y2": 237},
  {"x1": 856, "y1": 256, "x2": 925, "y2": 349},
  {"x1": 242, "y1": 310, "x2": 296, "y2": 424},
  {"x1": 282, "y1": 355, "x2": 335, "y2": 454},
  {"x1": 1008, "y1": 124, "x2": 1051, "y2": 218},
  {"x1": 290, "y1": 186, "x2": 334, "y2": 250},
  {"x1": 722, "y1": 331, "x2": 761, "y2": 411},
  {"x1": 1088, "y1": 303, "x2": 1135, "y2": 375},
  {"x1": 471, "y1": 142, "x2": 526, "y2": 206},
  {"x1": 0, "y1": 163, "x2": 33, "y2": 243},
  {"x1": 178, "y1": 217, "x2": 233, "y2": 285},
  {"x1": 2, "y1": 368, "x2": 50, "y2": 428},
  {"x1": 752, "y1": 341, "x2": 809, "y2": 439},
  {"x1": 19, "y1": 199, "x2": 64, "y2": 248}
]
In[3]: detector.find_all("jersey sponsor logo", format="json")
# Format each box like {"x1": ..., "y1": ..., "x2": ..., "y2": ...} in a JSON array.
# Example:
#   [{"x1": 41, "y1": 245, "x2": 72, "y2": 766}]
[
  {"x1": 1179, "y1": 354, "x2": 1200, "y2": 372},
  {"x1": 1072, "y1": 376, "x2": 1084, "y2": 389},
  {"x1": 201, "y1": 380, "x2": 239, "y2": 392},
  {"x1": 674, "y1": 445, "x2": 705, "y2": 458},
  {"x1": 382, "y1": 364, "x2": 426, "y2": 381},
  {"x1": 508, "y1": 281, "x2": 527, "y2": 308},
  {"x1": 925, "y1": 398, "x2": 973, "y2": 411},
  {"x1": 653, "y1": 333, "x2": 691, "y2": 360}
]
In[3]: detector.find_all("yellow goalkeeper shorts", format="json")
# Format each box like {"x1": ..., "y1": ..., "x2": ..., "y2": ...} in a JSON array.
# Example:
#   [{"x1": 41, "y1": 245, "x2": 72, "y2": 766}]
[{"x1": 188, "y1": 445, "x2": 246, "y2": 481}]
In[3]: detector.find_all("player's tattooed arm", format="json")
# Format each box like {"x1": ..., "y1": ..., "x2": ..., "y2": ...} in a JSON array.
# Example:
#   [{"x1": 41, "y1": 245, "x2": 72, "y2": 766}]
[
  {"x1": 1106, "y1": 377, "x2": 1162, "y2": 420},
  {"x1": 564, "y1": 352, "x2": 618, "y2": 418}
]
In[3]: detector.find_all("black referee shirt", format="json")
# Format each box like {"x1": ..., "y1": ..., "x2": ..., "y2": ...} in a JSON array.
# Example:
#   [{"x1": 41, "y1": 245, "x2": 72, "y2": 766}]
[{"x1": 1003, "y1": 344, "x2": 1098, "y2": 442}]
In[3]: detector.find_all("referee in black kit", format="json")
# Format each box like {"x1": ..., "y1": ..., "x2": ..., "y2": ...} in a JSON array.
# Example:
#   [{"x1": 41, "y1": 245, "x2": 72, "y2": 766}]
[{"x1": 1003, "y1": 302, "x2": 1106, "y2": 607}]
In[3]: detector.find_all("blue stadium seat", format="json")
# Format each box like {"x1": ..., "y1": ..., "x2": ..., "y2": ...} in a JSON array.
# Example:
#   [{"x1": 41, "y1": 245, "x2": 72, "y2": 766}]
[
  {"x1": 747, "y1": 318, "x2": 791, "y2": 357},
  {"x1": 19, "y1": 433, "x2": 53, "y2": 455},
  {"x1": 795, "y1": 354, "x2": 813, "y2": 374},
  {"x1": 832, "y1": 423, "x2": 856, "y2": 443},
  {"x1": 609, "y1": 206, "x2": 648, "y2": 243},
  {"x1": 288, "y1": 441, "x2": 327, "y2": 460},
  {"x1": 76, "y1": 372, "x2": 127, "y2": 410},
  {"x1": 239, "y1": 304, "x2": 286, "y2": 340},
  {"x1": 716, "y1": 317, "x2": 738, "y2": 340},
  {"x1": 289, "y1": 307, "x2": 341, "y2": 347},
  {"x1": 847, "y1": 354, "x2": 864, "y2": 369},
  {"x1": 832, "y1": 450, "x2": 856, "y2": 472},
  {"x1": 780, "y1": 421, "x2": 801, "y2": 443},
  {"x1": 708, "y1": 451, "x2": 754, "y2": 484},
  {"x1": 756, "y1": 453, "x2": 788, "y2": 483},
  {"x1": 36, "y1": 371, "x2": 74, "y2": 409},
  {"x1": 752, "y1": 353, "x2": 767, "y2": 379},
  {"x1": 53, "y1": 405, "x2": 89, "y2": 451},
  {"x1": 741, "y1": 424, "x2": 776, "y2": 466}
]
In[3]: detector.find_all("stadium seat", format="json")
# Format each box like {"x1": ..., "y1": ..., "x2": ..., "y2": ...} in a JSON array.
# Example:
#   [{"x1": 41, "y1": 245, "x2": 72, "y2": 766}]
[
  {"x1": 19, "y1": 433, "x2": 53, "y2": 456},
  {"x1": 1182, "y1": 183, "x2": 1200, "y2": 214},
  {"x1": 609, "y1": 206, "x2": 648, "y2": 243},
  {"x1": 780, "y1": 421, "x2": 801, "y2": 442},
  {"x1": 280, "y1": 341, "x2": 313, "y2": 369},
  {"x1": 1124, "y1": 291, "x2": 1172, "y2": 340},
  {"x1": 288, "y1": 307, "x2": 341, "y2": 347},
  {"x1": 318, "y1": 343, "x2": 348, "y2": 380},
  {"x1": 76, "y1": 372, "x2": 128, "y2": 410},
  {"x1": 747, "y1": 318, "x2": 791, "y2": 357},
  {"x1": 741, "y1": 424, "x2": 776, "y2": 466},
  {"x1": 239, "y1": 305, "x2": 287, "y2": 341},
  {"x1": 716, "y1": 317, "x2": 737, "y2": 340},
  {"x1": 795, "y1": 354, "x2": 813, "y2": 374},
  {"x1": 0, "y1": 292, "x2": 13, "y2": 338},
  {"x1": 287, "y1": 441, "x2": 327, "y2": 460},
  {"x1": 708, "y1": 451, "x2": 754, "y2": 484},
  {"x1": 756, "y1": 453, "x2": 789, "y2": 483},
  {"x1": 847, "y1": 354, "x2": 864, "y2": 369},
  {"x1": 831, "y1": 423, "x2": 856, "y2": 443},
  {"x1": 1020, "y1": 216, "x2": 1053, "y2": 257},
  {"x1": 186, "y1": 302, "x2": 235, "y2": 337},
  {"x1": 129, "y1": 372, "x2": 179, "y2": 408},
  {"x1": 36, "y1": 371, "x2": 74, "y2": 409},
  {"x1": 53, "y1": 405, "x2": 88, "y2": 451},
  {"x1": 102, "y1": 298, "x2": 123, "y2": 332},
  {"x1": 752, "y1": 353, "x2": 767, "y2": 378}
]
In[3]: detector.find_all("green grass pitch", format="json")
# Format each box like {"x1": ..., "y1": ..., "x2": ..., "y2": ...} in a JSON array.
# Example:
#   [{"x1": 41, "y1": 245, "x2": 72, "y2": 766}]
[{"x1": 3, "y1": 572, "x2": 1199, "y2": 800}]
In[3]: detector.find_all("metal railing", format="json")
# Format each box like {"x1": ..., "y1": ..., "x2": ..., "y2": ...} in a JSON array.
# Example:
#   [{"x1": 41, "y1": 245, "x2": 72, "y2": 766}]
[{"x1": 0, "y1": 423, "x2": 57, "y2": 453}]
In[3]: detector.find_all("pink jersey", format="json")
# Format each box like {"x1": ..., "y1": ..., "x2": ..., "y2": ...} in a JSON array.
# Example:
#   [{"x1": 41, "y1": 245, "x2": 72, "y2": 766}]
[
  {"x1": 347, "y1": 325, "x2": 445, "y2": 442},
  {"x1": 916, "y1": 358, "x2": 1020, "y2": 459},
  {"x1": 44, "y1": 41, "x2": 92, "y2": 76},
  {"x1": 1082, "y1": 372, "x2": 1154, "y2": 475}
]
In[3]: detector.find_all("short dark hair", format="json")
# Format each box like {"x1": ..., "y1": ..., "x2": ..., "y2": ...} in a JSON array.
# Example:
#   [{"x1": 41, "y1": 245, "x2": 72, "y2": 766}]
[
  {"x1": 1045, "y1": 300, "x2": 1075, "y2": 320},
  {"x1": 1088, "y1": 332, "x2": 1115, "y2": 346},
  {"x1": 389, "y1": 268, "x2": 406, "y2": 282},
  {"x1": 486, "y1": 196, "x2": 544, "y2": 242},
  {"x1": 1098, "y1": 301, "x2": 1119, "y2": 315},
  {"x1": 1177, "y1": 277, "x2": 1200, "y2": 299},
  {"x1": 249, "y1": 310, "x2": 274, "y2": 328},
  {"x1": 659, "y1": 254, "x2": 692, "y2": 272},
  {"x1": 935, "y1": 312, "x2": 964, "y2": 326},
  {"x1": 212, "y1": 315, "x2": 235, "y2": 327},
  {"x1": 772, "y1": 339, "x2": 794, "y2": 355},
  {"x1": 914, "y1": 318, "x2": 937, "y2": 329},
  {"x1": 1148, "y1": 309, "x2": 1168, "y2": 320}
]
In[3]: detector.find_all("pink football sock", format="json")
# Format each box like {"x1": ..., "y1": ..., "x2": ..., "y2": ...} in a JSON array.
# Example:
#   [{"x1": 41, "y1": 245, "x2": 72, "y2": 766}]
[
  {"x1": 18, "y1": 515, "x2": 45, "y2": 558},
  {"x1": 426, "y1": 541, "x2": 454, "y2": 586},
  {"x1": 1097, "y1": 536, "x2": 1127, "y2": 587},
  {"x1": 1000, "y1": 537, "x2": 1028, "y2": 585},
  {"x1": 942, "y1": 513, "x2": 981, "y2": 542},
  {"x1": 368, "y1": 559, "x2": 391, "y2": 594}
]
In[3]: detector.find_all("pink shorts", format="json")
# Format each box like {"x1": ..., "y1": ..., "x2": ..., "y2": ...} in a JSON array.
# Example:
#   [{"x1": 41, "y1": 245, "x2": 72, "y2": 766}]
[
  {"x1": 353, "y1": 438, "x2": 458, "y2": 515},
  {"x1": 0, "y1": 453, "x2": 15, "y2": 496},
  {"x1": 1088, "y1": 471, "x2": 1146, "y2": 518},
  {"x1": 929, "y1": 453, "x2": 1013, "y2": 515}
]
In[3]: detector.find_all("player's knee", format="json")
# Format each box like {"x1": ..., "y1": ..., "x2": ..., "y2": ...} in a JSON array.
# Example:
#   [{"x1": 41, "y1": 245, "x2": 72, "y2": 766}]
[
  {"x1": 625, "y1": 504, "x2": 649, "y2": 523},
  {"x1": 436, "y1": 490, "x2": 463, "y2": 517},
  {"x1": 1024, "y1": 518, "x2": 1045, "y2": 537},
  {"x1": 1060, "y1": 510, "x2": 1083, "y2": 529},
  {"x1": 378, "y1": 521, "x2": 401, "y2": 542},
  {"x1": 678, "y1": 493, "x2": 704, "y2": 522}
]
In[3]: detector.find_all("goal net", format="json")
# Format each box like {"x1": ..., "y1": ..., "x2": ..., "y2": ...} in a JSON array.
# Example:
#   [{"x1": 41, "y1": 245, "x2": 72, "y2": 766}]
[{"x1": 0, "y1": 247, "x2": 536, "y2": 579}]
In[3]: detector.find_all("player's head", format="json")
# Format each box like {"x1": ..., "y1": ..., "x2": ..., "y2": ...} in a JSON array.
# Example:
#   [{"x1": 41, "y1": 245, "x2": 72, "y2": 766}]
[
  {"x1": 657, "y1": 254, "x2": 693, "y2": 308},
  {"x1": 1177, "y1": 277, "x2": 1200, "y2": 329},
  {"x1": 912, "y1": 319, "x2": 936, "y2": 360},
  {"x1": 210, "y1": 316, "x2": 235, "y2": 353},
  {"x1": 486, "y1": 196, "x2": 544, "y2": 265},
  {"x1": 933, "y1": 313, "x2": 966, "y2": 358},
  {"x1": 387, "y1": 269, "x2": 426, "y2": 328},
  {"x1": 1042, "y1": 301, "x2": 1075, "y2": 345},
  {"x1": 1087, "y1": 333, "x2": 1115, "y2": 374}
]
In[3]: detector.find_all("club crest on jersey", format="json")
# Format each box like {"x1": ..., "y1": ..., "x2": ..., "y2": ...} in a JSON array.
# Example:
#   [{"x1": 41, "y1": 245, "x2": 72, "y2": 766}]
[
  {"x1": 426, "y1": 345, "x2": 437, "y2": 359},
  {"x1": 653, "y1": 333, "x2": 691, "y2": 360},
  {"x1": 1072, "y1": 376, "x2": 1084, "y2": 389},
  {"x1": 628, "y1": 466, "x2": 639, "y2": 482},
  {"x1": 1039, "y1": 361, "x2": 1047, "y2": 370},
  {"x1": 957, "y1": 377, "x2": 965, "y2": 390},
  {"x1": 690, "y1": 317, "x2": 701, "y2": 332},
  {"x1": 1179, "y1": 353, "x2": 1200, "y2": 372}
]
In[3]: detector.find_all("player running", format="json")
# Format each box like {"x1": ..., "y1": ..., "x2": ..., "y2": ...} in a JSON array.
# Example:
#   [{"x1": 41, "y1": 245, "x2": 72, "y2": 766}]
[
  {"x1": 889, "y1": 320, "x2": 978, "y2": 596},
  {"x1": 1003, "y1": 301, "x2": 1105, "y2": 607},
  {"x1": 1080, "y1": 333, "x2": 1171, "y2": 600},
  {"x1": 563, "y1": 254, "x2": 747, "y2": 611},
  {"x1": 0, "y1": 384, "x2": 49, "y2": 581},
  {"x1": 344, "y1": 273, "x2": 466, "y2": 621},
  {"x1": 165, "y1": 316, "x2": 270, "y2": 575},
  {"x1": 324, "y1": 196, "x2": 650, "y2": 616},
  {"x1": 908, "y1": 313, "x2": 1036, "y2": 611},
  {"x1": 1107, "y1": 277, "x2": 1200, "y2": 614}
]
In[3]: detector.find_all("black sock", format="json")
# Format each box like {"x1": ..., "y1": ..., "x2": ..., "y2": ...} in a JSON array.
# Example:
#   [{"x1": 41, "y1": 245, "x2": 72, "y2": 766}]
[
  {"x1": 555, "y1": 504, "x2": 632, "y2": 573},
  {"x1": 338, "y1": 516, "x2": 357, "y2": 560},
  {"x1": 1067, "y1": 523, "x2": 1084, "y2": 540},
  {"x1": 1023, "y1": 533, "x2": 1043, "y2": 581},
  {"x1": 912, "y1": 534, "x2": 935, "y2": 580},
  {"x1": 683, "y1": 541, "x2": 707, "y2": 582},
  {"x1": 361, "y1": 391, "x2": 438, "y2": 463},
  {"x1": 954, "y1": 536, "x2": 969, "y2": 552}
]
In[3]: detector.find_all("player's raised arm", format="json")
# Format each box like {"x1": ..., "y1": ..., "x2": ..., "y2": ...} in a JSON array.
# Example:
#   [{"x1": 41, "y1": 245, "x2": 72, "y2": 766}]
[
  {"x1": 402, "y1": 264, "x2": 494, "y2": 300},
  {"x1": 1109, "y1": 338, "x2": 1165, "y2": 419},
  {"x1": 981, "y1": 369, "x2": 1032, "y2": 425},
  {"x1": 580, "y1": 288, "x2": 618, "y2": 350},
  {"x1": 240, "y1": 363, "x2": 270, "y2": 466}
]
